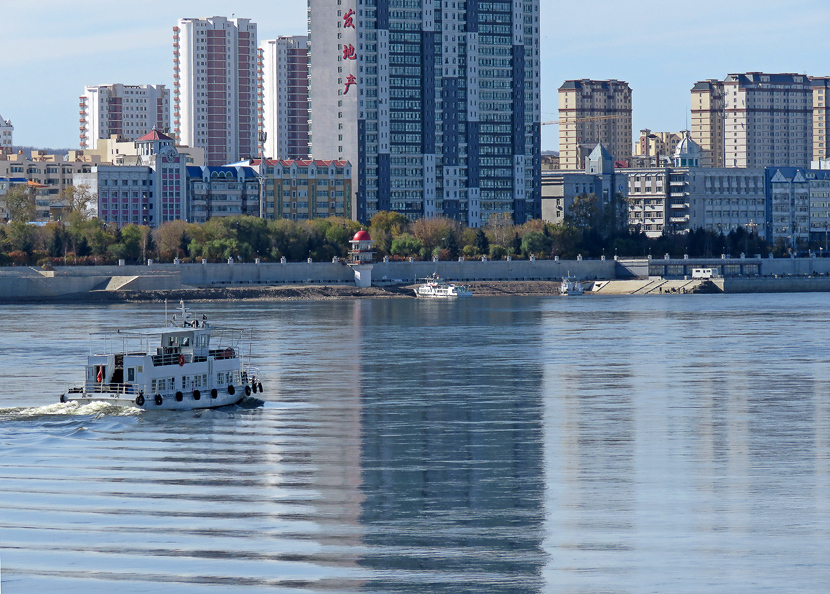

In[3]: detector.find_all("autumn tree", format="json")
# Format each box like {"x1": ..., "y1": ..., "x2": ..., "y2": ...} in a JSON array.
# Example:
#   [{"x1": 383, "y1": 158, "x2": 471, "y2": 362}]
[
  {"x1": 154, "y1": 220, "x2": 191, "y2": 261},
  {"x1": 486, "y1": 211, "x2": 513, "y2": 247},
  {"x1": 0, "y1": 185, "x2": 36, "y2": 223},
  {"x1": 60, "y1": 184, "x2": 96, "y2": 222}
]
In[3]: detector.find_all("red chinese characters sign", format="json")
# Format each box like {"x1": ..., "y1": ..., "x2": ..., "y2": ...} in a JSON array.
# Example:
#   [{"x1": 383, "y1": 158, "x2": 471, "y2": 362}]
[
  {"x1": 343, "y1": 9, "x2": 355, "y2": 28},
  {"x1": 339, "y1": 7, "x2": 356, "y2": 95},
  {"x1": 344, "y1": 74, "x2": 356, "y2": 94}
]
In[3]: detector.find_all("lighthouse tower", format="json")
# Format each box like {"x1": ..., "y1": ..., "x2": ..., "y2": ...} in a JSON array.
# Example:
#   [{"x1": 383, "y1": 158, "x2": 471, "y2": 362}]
[{"x1": 348, "y1": 229, "x2": 375, "y2": 287}]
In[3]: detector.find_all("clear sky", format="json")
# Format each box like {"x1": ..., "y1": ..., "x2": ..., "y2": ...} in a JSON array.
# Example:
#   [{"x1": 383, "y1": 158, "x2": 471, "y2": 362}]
[{"x1": 2, "y1": 0, "x2": 829, "y2": 151}]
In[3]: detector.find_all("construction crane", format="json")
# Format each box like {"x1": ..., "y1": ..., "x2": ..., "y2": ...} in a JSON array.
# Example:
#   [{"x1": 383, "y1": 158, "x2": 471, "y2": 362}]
[{"x1": 541, "y1": 114, "x2": 622, "y2": 126}]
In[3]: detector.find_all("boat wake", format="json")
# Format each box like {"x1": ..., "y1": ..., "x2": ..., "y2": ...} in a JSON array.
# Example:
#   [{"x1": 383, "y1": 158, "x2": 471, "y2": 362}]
[{"x1": 0, "y1": 400, "x2": 142, "y2": 420}]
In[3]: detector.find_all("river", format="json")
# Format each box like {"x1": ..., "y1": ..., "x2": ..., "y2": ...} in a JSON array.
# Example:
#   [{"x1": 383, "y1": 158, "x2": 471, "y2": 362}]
[{"x1": 0, "y1": 294, "x2": 828, "y2": 592}]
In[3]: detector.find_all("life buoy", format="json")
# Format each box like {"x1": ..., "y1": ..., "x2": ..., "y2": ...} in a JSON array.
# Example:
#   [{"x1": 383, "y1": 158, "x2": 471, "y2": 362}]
[
  {"x1": 245, "y1": 385, "x2": 251, "y2": 396},
  {"x1": 135, "y1": 394, "x2": 145, "y2": 406},
  {"x1": 96, "y1": 366, "x2": 103, "y2": 383},
  {"x1": 210, "y1": 388, "x2": 218, "y2": 399},
  {"x1": 155, "y1": 394, "x2": 163, "y2": 406},
  {"x1": 192, "y1": 390, "x2": 200, "y2": 401},
  {"x1": 176, "y1": 392, "x2": 184, "y2": 402},
  {"x1": 178, "y1": 354, "x2": 185, "y2": 366},
  {"x1": 228, "y1": 384, "x2": 235, "y2": 395}
]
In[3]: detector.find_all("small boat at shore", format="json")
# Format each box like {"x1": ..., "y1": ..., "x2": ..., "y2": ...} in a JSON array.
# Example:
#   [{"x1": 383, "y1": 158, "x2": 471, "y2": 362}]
[
  {"x1": 560, "y1": 276, "x2": 584, "y2": 296},
  {"x1": 60, "y1": 300, "x2": 263, "y2": 410},
  {"x1": 414, "y1": 274, "x2": 473, "y2": 298}
]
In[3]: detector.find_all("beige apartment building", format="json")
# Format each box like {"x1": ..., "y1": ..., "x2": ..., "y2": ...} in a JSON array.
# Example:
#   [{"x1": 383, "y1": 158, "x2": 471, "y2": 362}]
[
  {"x1": 258, "y1": 159, "x2": 352, "y2": 221},
  {"x1": 558, "y1": 79, "x2": 632, "y2": 170},
  {"x1": 692, "y1": 73, "x2": 813, "y2": 169},
  {"x1": 0, "y1": 151, "x2": 101, "y2": 221},
  {"x1": 812, "y1": 78, "x2": 830, "y2": 162},
  {"x1": 691, "y1": 80, "x2": 726, "y2": 167},
  {"x1": 634, "y1": 129, "x2": 682, "y2": 162}
]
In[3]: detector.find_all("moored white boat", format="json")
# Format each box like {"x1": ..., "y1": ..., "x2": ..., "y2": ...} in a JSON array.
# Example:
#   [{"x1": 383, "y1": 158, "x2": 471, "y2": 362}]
[
  {"x1": 560, "y1": 276, "x2": 584, "y2": 296},
  {"x1": 414, "y1": 274, "x2": 472, "y2": 298},
  {"x1": 60, "y1": 301, "x2": 263, "y2": 410}
]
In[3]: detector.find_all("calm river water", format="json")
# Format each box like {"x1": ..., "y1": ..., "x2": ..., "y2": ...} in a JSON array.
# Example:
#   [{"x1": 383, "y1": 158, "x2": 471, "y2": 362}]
[{"x1": 1, "y1": 294, "x2": 829, "y2": 593}]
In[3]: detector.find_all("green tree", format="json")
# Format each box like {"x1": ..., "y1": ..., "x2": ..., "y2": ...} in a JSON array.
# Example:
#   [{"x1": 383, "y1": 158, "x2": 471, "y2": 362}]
[
  {"x1": 564, "y1": 193, "x2": 600, "y2": 231},
  {"x1": 521, "y1": 231, "x2": 548, "y2": 257},
  {"x1": 489, "y1": 245, "x2": 508, "y2": 260},
  {"x1": 390, "y1": 233, "x2": 422, "y2": 257}
]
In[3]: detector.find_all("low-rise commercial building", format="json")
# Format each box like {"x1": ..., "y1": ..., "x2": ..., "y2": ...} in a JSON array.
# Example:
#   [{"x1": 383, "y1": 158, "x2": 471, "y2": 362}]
[
  {"x1": 541, "y1": 144, "x2": 628, "y2": 225},
  {"x1": 257, "y1": 159, "x2": 352, "y2": 221},
  {"x1": 0, "y1": 116, "x2": 12, "y2": 154},
  {"x1": 0, "y1": 151, "x2": 100, "y2": 221},
  {"x1": 186, "y1": 166, "x2": 260, "y2": 224}
]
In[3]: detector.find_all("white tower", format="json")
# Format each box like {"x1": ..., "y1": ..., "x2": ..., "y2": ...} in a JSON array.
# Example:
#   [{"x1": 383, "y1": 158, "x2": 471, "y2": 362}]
[{"x1": 348, "y1": 229, "x2": 374, "y2": 287}]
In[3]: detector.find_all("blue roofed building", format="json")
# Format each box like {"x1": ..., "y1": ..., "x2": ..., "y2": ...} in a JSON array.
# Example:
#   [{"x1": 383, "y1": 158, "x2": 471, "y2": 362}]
[{"x1": 185, "y1": 165, "x2": 260, "y2": 224}]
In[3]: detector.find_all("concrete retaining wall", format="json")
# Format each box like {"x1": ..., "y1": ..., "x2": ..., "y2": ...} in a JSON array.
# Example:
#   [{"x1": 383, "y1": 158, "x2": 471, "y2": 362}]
[
  {"x1": 723, "y1": 277, "x2": 830, "y2": 293},
  {"x1": 2, "y1": 256, "x2": 830, "y2": 300}
]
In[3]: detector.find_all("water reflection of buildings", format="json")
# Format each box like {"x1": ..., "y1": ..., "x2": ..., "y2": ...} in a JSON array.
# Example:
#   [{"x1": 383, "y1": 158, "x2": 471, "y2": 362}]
[{"x1": 355, "y1": 299, "x2": 547, "y2": 591}]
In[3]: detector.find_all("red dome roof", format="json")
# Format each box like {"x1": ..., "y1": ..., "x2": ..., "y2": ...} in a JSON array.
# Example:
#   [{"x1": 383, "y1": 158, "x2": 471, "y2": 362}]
[{"x1": 352, "y1": 230, "x2": 372, "y2": 241}]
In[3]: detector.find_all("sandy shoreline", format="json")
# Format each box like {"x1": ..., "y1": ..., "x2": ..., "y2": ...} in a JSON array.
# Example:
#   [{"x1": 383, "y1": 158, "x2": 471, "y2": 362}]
[{"x1": 68, "y1": 281, "x2": 563, "y2": 303}]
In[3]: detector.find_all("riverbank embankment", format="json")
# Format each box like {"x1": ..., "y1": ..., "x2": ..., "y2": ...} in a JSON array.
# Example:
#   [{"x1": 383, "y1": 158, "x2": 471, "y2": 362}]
[{"x1": 3, "y1": 257, "x2": 830, "y2": 302}]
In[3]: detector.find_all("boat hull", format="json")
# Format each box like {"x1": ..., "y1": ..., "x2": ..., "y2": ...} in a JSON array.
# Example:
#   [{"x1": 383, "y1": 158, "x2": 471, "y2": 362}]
[{"x1": 61, "y1": 386, "x2": 249, "y2": 411}]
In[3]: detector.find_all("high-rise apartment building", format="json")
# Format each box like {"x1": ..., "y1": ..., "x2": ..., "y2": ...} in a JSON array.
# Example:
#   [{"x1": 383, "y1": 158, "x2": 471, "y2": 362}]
[
  {"x1": 691, "y1": 73, "x2": 813, "y2": 169},
  {"x1": 811, "y1": 77, "x2": 830, "y2": 162},
  {"x1": 558, "y1": 80, "x2": 632, "y2": 170},
  {"x1": 79, "y1": 84, "x2": 170, "y2": 150},
  {"x1": 260, "y1": 36, "x2": 310, "y2": 160},
  {"x1": 691, "y1": 80, "x2": 725, "y2": 167},
  {"x1": 309, "y1": 0, "x2": 541, "y2": 226},
  {"x1": 174, "y1": 16, "x2": 258, "y2": 166},
  {"x1": 0, "y1": 115, "x2": 12, "y2": 154}
]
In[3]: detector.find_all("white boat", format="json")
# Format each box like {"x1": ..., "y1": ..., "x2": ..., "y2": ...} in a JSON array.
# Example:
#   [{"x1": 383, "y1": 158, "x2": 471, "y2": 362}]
[
  {"x1": 60, "y1": 301, "x2": 263, "y2": 410},
  {"x1": 560, "y1": 276, "x2": 584, "y2": 296},
  {"x1": 414, "y1": 274, "x2": 473, "y2": 298}
]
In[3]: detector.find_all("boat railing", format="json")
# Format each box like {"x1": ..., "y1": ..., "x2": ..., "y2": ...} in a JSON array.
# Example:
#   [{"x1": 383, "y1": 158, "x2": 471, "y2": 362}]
[
  {"x1": 243, "y1": 366, "x2": 260, "y2": 384},
  {"x1": 210, "y1": 347, "x2": 237, "y2": 360},
  {"x1": 151, "y1": 353, "x2": 209, "y2": 367},
  {"x1": 81, "y1": 382, "x2": 138, "y2": 395}
]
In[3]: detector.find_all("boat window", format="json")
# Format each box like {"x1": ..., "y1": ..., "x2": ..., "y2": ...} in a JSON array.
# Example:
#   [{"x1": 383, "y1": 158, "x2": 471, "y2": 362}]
[
  {"x1": 167, "y1": 336, "x2": 178, "y2": 347},
  {"x1": 181, "y1": 337, "x2": 190, "y2": 347}
]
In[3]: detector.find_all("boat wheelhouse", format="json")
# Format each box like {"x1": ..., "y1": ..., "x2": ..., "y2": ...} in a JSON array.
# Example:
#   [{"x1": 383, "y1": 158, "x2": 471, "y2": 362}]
[{"x1": 60, "y1": 301, "x2": 262, "y2": 410}]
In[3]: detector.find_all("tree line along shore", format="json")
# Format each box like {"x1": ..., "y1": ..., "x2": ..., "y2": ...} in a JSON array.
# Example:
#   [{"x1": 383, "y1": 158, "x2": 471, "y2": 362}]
[{"x1": 0, "y1": 193, "x2": 788, "y2": 269}]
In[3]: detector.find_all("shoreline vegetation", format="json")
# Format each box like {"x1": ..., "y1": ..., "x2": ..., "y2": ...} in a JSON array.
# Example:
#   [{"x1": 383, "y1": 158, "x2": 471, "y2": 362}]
[{"x1": 0, "y1": 204, "x2": 785, "y2": 270}]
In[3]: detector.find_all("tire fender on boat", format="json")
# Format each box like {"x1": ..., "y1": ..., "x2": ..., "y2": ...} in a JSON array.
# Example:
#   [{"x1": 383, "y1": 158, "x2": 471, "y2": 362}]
[
  {"x1": 251, "y1": 382, "x2": 257, "y2": 394},
  {"x1": 155, "y1": 394, "x2": 163, "y2": 406},
  {"x1": 210, "y1": 388, "x2": 218, "y2": 399},
  {"x1": 258, "y1": 382, "x2": 263, "y2": 392},
  {"x1": 228, "y1": 384, "x2": 236, "y2": 396},
  {"x1": 135, "y1": 395, "x2": 145, "y2": 406},
  {"x1": 192, "y1": 390, "x2": 200, "y2": 400},
  {"x1": 245, "y1": 385, "x2": 251, "y2": 396},
  {"x1": 60, "y1": 394, "x2": 66, "y2": 403},
  {"x1": 176, "y1": 392, "x2": 184, "y2": 402}
]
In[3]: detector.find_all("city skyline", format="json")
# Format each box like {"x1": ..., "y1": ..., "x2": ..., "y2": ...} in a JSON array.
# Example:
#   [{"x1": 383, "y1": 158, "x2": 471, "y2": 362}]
[{"x1": 1, "y1": 1, "x2": 829, "y2": 150}]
